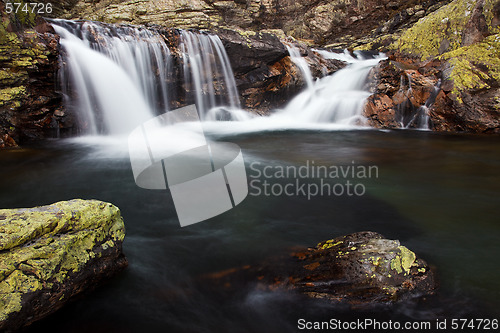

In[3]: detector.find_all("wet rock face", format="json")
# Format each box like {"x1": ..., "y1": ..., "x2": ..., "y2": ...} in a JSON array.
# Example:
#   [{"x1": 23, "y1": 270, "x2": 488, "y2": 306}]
[
  {"x1": 364, "y1": 58, "x2": 443, "y2": 130},
  {"x1": 203, "y1": 232, "x2": 435, "y2": 307},
  {"x1": 364, "y1": 3, "x2": 500, "y2": 132},
  {"x1": 217, "y1": 29, "x2": 346, "y2": 112},
  {"x1": 0, "y1": 2, "x2": 67, "y2": 147},
  {"x1": 0, "y1": 200, "x2": 128, "y2": 332}
]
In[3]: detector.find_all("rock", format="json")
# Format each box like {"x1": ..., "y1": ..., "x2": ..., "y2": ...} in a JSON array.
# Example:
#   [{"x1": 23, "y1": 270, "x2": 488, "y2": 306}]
[
  {"x1": 0, "y1": 2, "x2": 68, "y2": 147},
  {"x1": 363, "y1": 49, "x2": 500, "y2": 133},
  {"x1": 0, "y1": 199, "x2": 128, "y2": 332},
  {"x1": 202, "y1": 232, "x2": 435, "y2": 306},
  {"x1": 394, "y1": 0, "x2": 499, "y2": 59},
  {"x1": 53, "y1": 0, "x2": 452, "y2": 48},
  {"x1": 217, "y1": 28, "x2": 346, "y2": 112}
]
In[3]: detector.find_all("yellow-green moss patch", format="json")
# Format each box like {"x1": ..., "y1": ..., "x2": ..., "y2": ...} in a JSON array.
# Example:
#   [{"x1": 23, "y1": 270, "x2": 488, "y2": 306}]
[{"x1": 440, "y1": 33, "x2": 500, "y2": 101}]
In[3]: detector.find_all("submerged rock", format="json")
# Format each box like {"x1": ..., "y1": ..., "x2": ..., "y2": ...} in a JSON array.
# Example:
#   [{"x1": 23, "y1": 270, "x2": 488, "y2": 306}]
[
  {"x1": 0, "y1": 199, "x2": 128, "y2": 332},
  {"x1": 203, "y1": 232, "x2": 435, "y2": 307}
]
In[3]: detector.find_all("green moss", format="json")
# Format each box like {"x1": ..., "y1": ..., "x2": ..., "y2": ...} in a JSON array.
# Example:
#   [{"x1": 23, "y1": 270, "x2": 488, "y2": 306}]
[
  {"x1": 390, "y1": 246, "x2": 416, "y2": 275},
  {"x1": 0, "y1": 86, "x2": 26, "y2": 106},
  {"x1": 439, "y1": 34, "x2": 500, "y2": 101},
  {"x1": 394, "y1": 0, "x2": 475, "y2": 59},
  {"x1": 0, "y1": 200, "x2": 126, "y2": 322}
]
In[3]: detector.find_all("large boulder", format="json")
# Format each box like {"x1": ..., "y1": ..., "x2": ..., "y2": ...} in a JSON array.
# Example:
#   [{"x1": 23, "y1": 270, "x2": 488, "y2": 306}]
[
  {"x1": 203, "y1": 231, "x2": 435, "y2": 306},
  {"x1": 0, "y1": 200, "x2": 128, "y2": 332}
]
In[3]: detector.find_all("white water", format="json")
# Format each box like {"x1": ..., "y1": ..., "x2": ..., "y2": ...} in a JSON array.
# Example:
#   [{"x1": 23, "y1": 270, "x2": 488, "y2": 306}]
[
  {"x1": 53, "y1": 19, "x2": 385, "y2": 140},
  {"x1": 396, "y1": 73, "x2": 441, "y2": 130},
  {"x1": 180, "y1": 31, "x2": 241, "y2": 119},
  {"x1": 286, "y1": 45, "x2": 315, "y2": 90},
  {"x1": 52, "y1": 20, "x2": 170, "y2": 135}
]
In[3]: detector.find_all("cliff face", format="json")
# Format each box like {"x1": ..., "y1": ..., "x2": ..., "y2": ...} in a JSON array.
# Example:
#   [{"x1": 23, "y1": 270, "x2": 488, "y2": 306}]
[
  {"x1": 1, "y1": 0, "x2": 499, "y2": 145},
  {"x1": 55, "y1": 0, "x2": 452, "y2": 47},
  {"x1": 0, "y1": 2, "x2": 69, "y2": 148},
  {"x1": 364, "y1": 0, "x2": 500, "y2": 133}
]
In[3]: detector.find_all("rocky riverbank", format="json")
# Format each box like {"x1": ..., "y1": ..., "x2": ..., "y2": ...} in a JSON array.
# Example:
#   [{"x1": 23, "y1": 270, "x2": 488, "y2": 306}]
[{"x1": 0, "y1": 200, "x2": 127, "y2": 332}]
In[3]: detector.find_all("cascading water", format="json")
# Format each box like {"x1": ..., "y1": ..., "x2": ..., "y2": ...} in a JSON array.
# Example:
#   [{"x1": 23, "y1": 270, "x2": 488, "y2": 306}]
[
  {"x1": 395, "y1": 73, "x2": 441, "y2": 130},
  {"x1": 179, "y1": 31, "x2": 241, "y2": 120},
  {"x1": 286, "y1": 45, "x2": 315, "y2": 91},
  {"x1": 52, "y1": 19, "x2": 171, "y2": 135},
  {"x1": 274, "y1": 53, "x2": 384, "y2": 125},
  {"x1": 53, "y1": 18, "x2": 385, "y2": 136}
]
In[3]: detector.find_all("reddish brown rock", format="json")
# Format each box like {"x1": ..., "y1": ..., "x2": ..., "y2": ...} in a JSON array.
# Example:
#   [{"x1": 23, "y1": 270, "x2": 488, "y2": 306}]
[
  {"x1": 364, "y1": 53, "x2": 500, "y2": 133},
  {"x1": 201, "y1": 232, "x2": 436, "y2": 307}
]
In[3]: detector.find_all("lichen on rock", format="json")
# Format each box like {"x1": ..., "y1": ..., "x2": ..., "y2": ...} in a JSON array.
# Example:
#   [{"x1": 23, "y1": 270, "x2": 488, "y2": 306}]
[
  {"x1": 439, "y1": 33, "x2": 500, "y2": 101},
  {"x1": 395, "y1": 0, "x2": 500, "y2": 59},
  {"x1": 0, "y1": 199, "x2": 128, "y2": 331},
  {"x1": 202, "y1": 231, "x2": 435, "y2": 306}
]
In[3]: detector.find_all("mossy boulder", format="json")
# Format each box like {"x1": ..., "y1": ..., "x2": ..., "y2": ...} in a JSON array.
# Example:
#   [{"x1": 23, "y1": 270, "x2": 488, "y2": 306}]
[
  {"x1": 202, "y1": 231, "x2": 435, "y2": 306},
  {"x1": 0, "y1": 199, "x2": 128, "y2": 332}
]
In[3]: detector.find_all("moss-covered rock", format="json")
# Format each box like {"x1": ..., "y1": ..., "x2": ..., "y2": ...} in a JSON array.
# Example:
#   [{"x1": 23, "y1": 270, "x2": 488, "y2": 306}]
[
  {"x1": 0, "y1": 1, "x2": 65, "y2": 148},
  {"x1": 0, "y1": 199, "x2": 128, "y2": 331},
  {"x1": 394, "y1": 0, "x2": 499, "y2": 59},
  {"x1": 364, "y1": 0, "x2": 500, "y2": 132},
  {"x1": 440, "y1": 33, "x2": 500, "y2": 101},
  {"x1": 202, "y1": 231, "x2": 435, "y2": 306}
]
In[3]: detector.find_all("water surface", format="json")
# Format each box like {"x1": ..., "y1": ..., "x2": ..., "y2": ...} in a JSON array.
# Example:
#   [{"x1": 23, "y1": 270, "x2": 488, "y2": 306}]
[{"x1": 1, "y1": 129, "x2": 499, "y2": 332}]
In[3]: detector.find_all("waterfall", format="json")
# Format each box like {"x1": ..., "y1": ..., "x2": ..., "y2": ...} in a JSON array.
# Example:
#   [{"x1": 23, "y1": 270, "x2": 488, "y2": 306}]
[
  {"x1": 52, "y1": 18, "x2": 385, "y2": 136},
  {"x1": 275, "y1": 55, "x2": 383, "y2": 125},
  {"x1": 395, "y1": 74, "x2": 441, "y2": 130},
  {"x1": 286, "y1": 45, "x2": 315, "y2": 90},
  {"x1": 179, "y1": 31, "x2": 241, "y2": 120},
  {"x1": 52, "y1": 19, "x2": 171, "y2": 135}
]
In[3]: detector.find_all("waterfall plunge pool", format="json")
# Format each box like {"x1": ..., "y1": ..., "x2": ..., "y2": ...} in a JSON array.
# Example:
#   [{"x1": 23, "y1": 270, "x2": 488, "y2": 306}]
[{"x1": 1, "y1": 129, "x2": 499, "y2": 332}]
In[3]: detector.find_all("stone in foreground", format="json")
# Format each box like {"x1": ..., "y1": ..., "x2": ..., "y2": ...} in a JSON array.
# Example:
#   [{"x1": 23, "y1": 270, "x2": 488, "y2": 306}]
[
  {"x1": 0, "y1": 199, "x2": 128, "y2": 331},
  {"x1": 204, "y1": 231, "x2": 435, "y2": 306}
]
